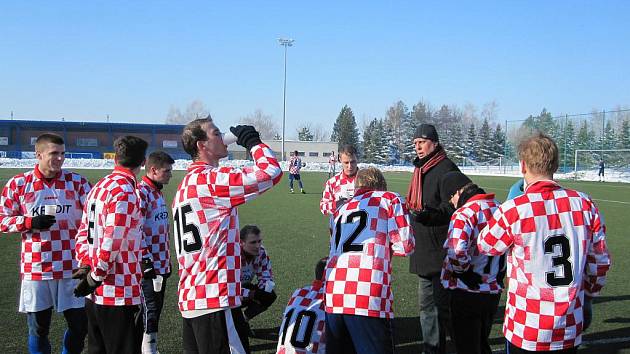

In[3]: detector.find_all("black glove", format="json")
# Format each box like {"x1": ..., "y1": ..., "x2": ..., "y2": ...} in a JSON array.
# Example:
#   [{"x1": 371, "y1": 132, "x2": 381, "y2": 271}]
[
  {"x1": 453, "y1": 268, "x2": 483, "y2": 290},
  {"x1": 72, "y1": 264, "x2": 91, "y2": 280},
  {"x1": 335, "y1": 198, "x2": 348, "y2": 210},
  {"x1": 230, "y1": 125, "x2": 262, "y2": 150},
  {"x1": 73, "y1": 272, "x2": 102, "y2": 297},
  {"x1": 412, "y1": 205, "x2": 438, "y2": 224},
  {"x1": 253, "y1": 288, "x2": 277, "y2": 307},
  {"x1": 583, "y1": 296, "x2": 593, "y2": 331},
  {"x1": 30, "y1": 215, "x2": 56, "y2": 230},
  {"x1": 141, "y1": 258, "x2": 156, "y2": 280}
]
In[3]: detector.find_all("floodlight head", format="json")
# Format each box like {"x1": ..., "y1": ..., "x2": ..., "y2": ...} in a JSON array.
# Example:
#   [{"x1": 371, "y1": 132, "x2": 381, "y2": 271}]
[{"x1": 278, "y1": 38, "x2": 295, "y2": 47}]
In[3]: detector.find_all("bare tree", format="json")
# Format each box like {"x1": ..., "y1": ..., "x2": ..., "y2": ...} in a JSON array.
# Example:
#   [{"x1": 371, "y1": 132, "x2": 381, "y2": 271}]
[
  {"x1": 481, "y1": 100, "x2": 499, "y2": 123},
  {"x1": 166, "y1": 99, "x2": 210, "y2": 124},
  {"x1": 239, "y1": 109, "x2": 279, "y2": 139},
  {"x1": 297, "y1": 122, "x2": 330, "y2": 142}
]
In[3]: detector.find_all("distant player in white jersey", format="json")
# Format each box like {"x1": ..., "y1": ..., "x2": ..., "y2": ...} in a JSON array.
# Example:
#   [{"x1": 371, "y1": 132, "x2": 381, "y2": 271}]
[
  {"x1": 439, "y1": 171, "x2": 504, "y2": 354},
  {"x1": 74, "y1": 135, "x2": 148, "y2": 353},
  {"x1": 0, "y1": 133, "x2": 91, "y2": 354},
  {"x1": 138, "y1": 151, "x2": 175, "y2": 354},
  {"x1": 173, "y1": 117, "x2": 282, "y2": 354},
  {"x1": 328, "y1": 151, "x2": 336, "y2": 178},
  {"x1": 325, "y1": 167, "x2": 415, "y2": 354},
  {"x1": 478, "y1": 133, "x2": 611, "y2": 353},
  {"x1": 288, "y1": 150, "x2": 306, "y2": 194},
  {"x1": 320, "y1": 145, "x2": 358, "y2": 215},
  {"x1": 277, "y1": 257, "x2": 328, "y2": 354}
]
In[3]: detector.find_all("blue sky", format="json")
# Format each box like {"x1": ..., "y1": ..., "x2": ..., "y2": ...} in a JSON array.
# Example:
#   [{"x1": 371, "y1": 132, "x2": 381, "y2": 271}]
[{"x1": 1, "y1": 1, "x2": 629, "y2": 137}]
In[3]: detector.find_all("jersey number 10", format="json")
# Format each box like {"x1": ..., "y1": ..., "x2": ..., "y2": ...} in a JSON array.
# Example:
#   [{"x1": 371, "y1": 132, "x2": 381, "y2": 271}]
[{"x1": 280, "y1": 308, "x2": 317, "y2": 349}]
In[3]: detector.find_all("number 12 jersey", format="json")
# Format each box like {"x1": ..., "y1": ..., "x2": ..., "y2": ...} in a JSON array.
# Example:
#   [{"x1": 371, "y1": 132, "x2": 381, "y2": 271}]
[{"x1": 325, "y1": 189, "x2": 414, "y2": 319}]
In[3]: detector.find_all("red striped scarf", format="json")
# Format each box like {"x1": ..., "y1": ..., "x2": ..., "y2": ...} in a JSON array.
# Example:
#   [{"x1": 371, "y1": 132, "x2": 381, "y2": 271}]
[{"x1": 406, "y1": 148, "x2": 446, "y2": 211}]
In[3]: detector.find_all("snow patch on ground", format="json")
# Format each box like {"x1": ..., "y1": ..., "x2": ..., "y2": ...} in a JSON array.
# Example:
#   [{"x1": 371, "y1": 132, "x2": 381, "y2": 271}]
[{"x1": 1, "y1": 158, "x2": 628, "y2": 183}]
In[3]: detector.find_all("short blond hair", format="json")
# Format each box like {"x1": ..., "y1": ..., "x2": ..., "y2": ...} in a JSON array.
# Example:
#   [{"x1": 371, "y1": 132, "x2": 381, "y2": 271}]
[
  {"x1": 518, "y1": 132, "x2": 559, "y2": 175},
  {"x1": 355, "y1": 167, "x2": 387, "y2": 191}
]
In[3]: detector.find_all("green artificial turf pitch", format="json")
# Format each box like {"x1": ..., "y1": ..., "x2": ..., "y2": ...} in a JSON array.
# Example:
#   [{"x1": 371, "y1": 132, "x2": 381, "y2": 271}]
[{"x1": 0, "y1": 169, "x2": 628, "y2": 353}]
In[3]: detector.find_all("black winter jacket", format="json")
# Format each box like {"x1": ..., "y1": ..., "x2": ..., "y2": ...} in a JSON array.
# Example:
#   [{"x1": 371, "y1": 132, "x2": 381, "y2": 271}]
[{"x1": 408, "y1": 152, "x2": 460, "y2": 277}]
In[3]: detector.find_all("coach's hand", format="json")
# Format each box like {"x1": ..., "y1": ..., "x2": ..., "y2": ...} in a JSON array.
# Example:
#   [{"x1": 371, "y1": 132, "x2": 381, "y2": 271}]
[
  {"x1": 453, "y1": 268, "x2": 482, "y2": 290},
  {"x1": 30, "y1": 215, "x2": 56, "y2": 230},
  {"x1": 230, "y1": 125, "x2": 262, "y2": 150},
  {"x1": 583, "y1": 296, "x2": 593, "y2": 331},
  {"x1": 73, "y1": 273, "x2": 102, "y2": 297},
  {"x1": 72, "y1": 264, "x2": 91, "y2": 280},
  {"x1": 412, "y1": 205, "x2": 438, "y2": 225},
  {"x1": 141, "y1": 258, "x2": 157, "y2": 280}
]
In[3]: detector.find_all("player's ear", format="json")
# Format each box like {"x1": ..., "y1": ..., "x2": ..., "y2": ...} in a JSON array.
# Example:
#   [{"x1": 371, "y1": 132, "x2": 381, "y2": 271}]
[{"x1": 519, "y1": 160, "x2": 526, "y2": 174}]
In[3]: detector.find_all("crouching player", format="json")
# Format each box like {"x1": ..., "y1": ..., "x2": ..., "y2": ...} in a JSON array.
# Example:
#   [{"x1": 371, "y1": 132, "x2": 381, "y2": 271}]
[
  {"x1": 277, "y1": 257, "x2": 328, "y2": 354},
  {"x1": 240, "y1": 225, "x2": 277, "y2": 325},
  {"x1": 478, "y1": 133, "x2": 611, "y2": 353},
  {"x1": 439, "y1": 171, "x2": 504, "y2": 354},
  {"x1": 324, "y1": 167, "x2": 414, "y2": 354},
  {"x1": 138, "y1": 151, "x2": 175, "y2": 353}
]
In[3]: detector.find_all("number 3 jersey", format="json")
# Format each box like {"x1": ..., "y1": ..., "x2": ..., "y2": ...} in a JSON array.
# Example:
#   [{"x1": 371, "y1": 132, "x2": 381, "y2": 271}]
[
  {"x1": 0, "y1": 166, "x2": 91, "y2": 280},
  {"x1": 277, "y1": 280, "x2": 326, "y2": 354},
  {"x1": 139, "y1": 176, "x2": 171, "y2": 275},
  {"x1": 325, "y1": 189, "x2": 415, "y2": 319},
  {"x1": 172, "y1": 144, "x2": 282, "y2": 313},
  {"x1": 478, "y1": 180, "x2": 611, "y2": 351},
  {"x1": 75, "y1": 167, "x2": 144, "y2": 306}
]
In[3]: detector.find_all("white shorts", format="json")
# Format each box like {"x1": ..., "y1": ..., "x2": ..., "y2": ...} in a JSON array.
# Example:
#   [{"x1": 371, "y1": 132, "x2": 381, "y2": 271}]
[{"x1": 19, "y1": 278, "x2": 85, "y2": 313}]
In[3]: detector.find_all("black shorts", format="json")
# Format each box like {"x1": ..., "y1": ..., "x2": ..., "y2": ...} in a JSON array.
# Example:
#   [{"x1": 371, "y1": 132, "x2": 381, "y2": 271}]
[{"x1": 183, "y1": 308, "x2": 250, "y2": 354}]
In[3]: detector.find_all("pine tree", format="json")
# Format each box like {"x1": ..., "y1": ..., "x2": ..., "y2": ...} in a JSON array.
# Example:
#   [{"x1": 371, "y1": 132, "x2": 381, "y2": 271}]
[
  {"x1": 297, "y1": 126, "x2": 314, "y2": 141},
  {"x1": 362, "y1": 119, "x2": 377, "y2": 163},
  {"x1": 331, "y1": 105, "x2": 360, "y2": 149},
  {"x1": 492, "y1": 123, "x2": 506, "y2": 159},
  {"x1": 465, "y1": 123, "x2": 478, "y2": 163},
  {"x1": 617, "y1": 119, "x2": 630, "y2": 149},
  {"x1": 447, "y1": 123, "x2": 466, "y2": 165},
  {"x1": 476, "y1": 118, "x2": 493, "y2": 162},
  {"x1": 384, "y1": 101, "x2": 410, "y2": 163}
]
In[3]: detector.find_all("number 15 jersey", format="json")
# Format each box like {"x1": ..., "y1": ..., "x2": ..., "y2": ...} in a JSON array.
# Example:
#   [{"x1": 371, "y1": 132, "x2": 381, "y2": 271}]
[
  {"x1": 325, "y1": 189, "x2": 414, "y2": 319},
  {"x1": 172, "y1": 144, "x2": 282, "y2": 313},
  {"x1": 478, "y1": 180, "x2": 611, "y2": 351}
]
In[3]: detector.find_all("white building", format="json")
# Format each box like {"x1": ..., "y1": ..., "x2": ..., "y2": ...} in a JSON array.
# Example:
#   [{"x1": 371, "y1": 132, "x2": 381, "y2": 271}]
[{"x1": 228, "y1": 140, "x2": 338, "y2": 162}]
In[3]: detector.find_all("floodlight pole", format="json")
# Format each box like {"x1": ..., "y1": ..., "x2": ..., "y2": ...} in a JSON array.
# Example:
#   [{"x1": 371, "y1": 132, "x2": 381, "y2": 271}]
[{"x1": 278, "y1": 38, "x2": 294, "y2": 161}]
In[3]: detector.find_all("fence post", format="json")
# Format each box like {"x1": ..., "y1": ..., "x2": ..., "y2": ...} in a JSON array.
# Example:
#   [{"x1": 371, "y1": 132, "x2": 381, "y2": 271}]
[{"x1": 563, "y1": 114, "x2": 568, "y2": 173}]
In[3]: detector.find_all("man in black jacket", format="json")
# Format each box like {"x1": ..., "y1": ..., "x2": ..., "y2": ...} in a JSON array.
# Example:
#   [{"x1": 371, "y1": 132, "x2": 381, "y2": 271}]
[{"x1": 406, "y1": 124, "x2": 459, "y2": 354}]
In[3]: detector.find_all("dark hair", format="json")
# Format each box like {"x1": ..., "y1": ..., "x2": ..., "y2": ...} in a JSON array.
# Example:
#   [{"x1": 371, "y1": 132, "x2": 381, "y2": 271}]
[
  {"x1": 338, "y1": 144, "x2": 357, "y2": 157},
  {"x1": 114, "y1": 136, "x2": 148, "y2": 168},
  {"x1": 181, "y1": 116, "x2": 213, "y2": 160},
  {"x1": 35, "y1": 133, "x2": 64, "y2": 149},
  {"x1": 315, "y1": 257, "x2": 328, "y2": 280},
  {"x1": 240, "y1": 225, "x2": 261, "y2": 241},
  {"x1": 146, "y1": 151, "x2": 175, "y2": 170}
]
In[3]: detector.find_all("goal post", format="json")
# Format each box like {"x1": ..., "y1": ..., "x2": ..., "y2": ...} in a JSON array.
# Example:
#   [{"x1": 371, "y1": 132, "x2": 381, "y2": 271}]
[{"x1": 573, "y1": 149, "x2": 630, "y2": 180}]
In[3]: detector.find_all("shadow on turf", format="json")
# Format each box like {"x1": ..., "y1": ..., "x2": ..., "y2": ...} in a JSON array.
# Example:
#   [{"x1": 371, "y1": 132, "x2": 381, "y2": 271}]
[{"x1": 593, "y1": 294, "x2": 630, "y2": 305}]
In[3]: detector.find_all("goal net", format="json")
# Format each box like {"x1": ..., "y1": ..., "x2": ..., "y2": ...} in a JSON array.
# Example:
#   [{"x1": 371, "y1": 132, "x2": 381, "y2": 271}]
[{"x1": 572, "y1": 149, "x2": 630, "y2": 181}]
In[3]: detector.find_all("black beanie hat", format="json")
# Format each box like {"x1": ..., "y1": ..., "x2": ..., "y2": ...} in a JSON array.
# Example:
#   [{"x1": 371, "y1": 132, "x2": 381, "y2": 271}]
[
  {"x1": 414, "y1": 124, "x2": 439, "y2": 142},
  {"x1": 441, "y1": 171, "x2": 472, "y2": 199}
]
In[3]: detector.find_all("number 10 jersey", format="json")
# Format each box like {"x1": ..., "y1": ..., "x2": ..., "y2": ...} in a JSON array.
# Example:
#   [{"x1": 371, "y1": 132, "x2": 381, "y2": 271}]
[
  {"x1": 325, "y1": 190, "x2": 414, "y2": 319},
  {"x1": 277, "y1": 280, "x2": 326, "y2": 354}
]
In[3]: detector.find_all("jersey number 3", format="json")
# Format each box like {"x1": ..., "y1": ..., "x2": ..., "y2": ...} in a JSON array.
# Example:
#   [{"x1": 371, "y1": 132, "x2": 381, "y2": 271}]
[
  {"x1": 544, "y1": 234, "x2": 574, "y2": 286},
  {"x1": 173, "y1": 204, "x2": 202, "y2": 254}
]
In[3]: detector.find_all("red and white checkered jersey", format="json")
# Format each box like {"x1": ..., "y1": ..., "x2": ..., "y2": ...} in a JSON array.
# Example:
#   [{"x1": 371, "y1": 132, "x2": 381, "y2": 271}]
[
  {"x1": 319, "y1": 172, "x2": 356, "y2": 215},
  {"x1": 241, "y1": 244, "x2": 273, "y2": 292},
  {"x1": 328, "y1": 154, "x2": 336, "y2": 166},
  {"x1": 173, "y1": 143, "x2": 282, "y2": 312},
  {"x1": 478, "y1": 180, "x2": 611, "y2": 351},
  {"x1": 441, "y1": 193, "x2": 504, "y2": 293},
  {"x1": 277, "y1": 280, "x2": 326, "y2": 354},
  {"x1": 75, "y1": 167, "x2": 144, "y2": 306},
  {"x1": 0, "y1": 166, "x2": 91, "y2": 281},
  {"x1": 325, "y1": 189, "x2": 415, "y2": 319},
  {"x1": 288, "y1": 156, "x2": 302, "y2": 175},
  {"x1": 139, "y1": 176, "x2": 171, "y2": 275}
]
